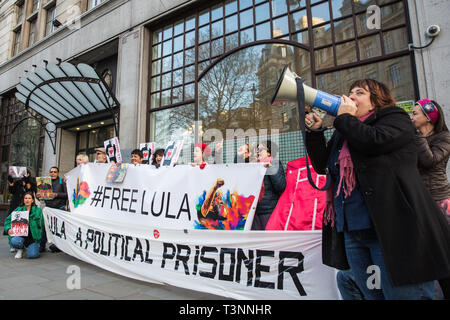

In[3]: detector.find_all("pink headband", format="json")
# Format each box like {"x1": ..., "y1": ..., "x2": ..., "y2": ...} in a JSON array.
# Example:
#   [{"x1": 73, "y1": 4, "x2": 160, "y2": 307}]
[{"x1": 416, "y1": 99, "x2": 439, "y2": 124}]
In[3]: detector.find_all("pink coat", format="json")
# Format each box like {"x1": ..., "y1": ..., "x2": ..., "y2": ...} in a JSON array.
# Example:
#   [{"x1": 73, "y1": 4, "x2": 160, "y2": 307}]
[{"x1": 265, "y1": 157, "x2": 327, "y2": 231}]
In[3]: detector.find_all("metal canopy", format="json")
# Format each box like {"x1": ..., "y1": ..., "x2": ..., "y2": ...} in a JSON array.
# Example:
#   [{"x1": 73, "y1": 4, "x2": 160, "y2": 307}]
[{"x1": 15, "y1": 61, "x2": 120, "y2": 153}]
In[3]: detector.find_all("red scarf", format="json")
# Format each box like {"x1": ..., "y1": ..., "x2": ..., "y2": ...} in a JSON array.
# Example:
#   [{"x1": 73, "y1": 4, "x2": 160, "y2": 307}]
[{"x1": 324, "y1": 111, "x2": 374, "y2": 227}]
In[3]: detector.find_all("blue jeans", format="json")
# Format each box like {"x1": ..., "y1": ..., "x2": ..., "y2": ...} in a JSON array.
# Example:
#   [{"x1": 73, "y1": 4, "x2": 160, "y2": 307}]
[
  {"x1": 337, "y1": 269, "x2": 365, "y2": 300},
  {"x1": 10, "y1": 237, "x2": 40, "y2": 259},
  {"x1": 344, "y1": 228, "x2": 434, "y2": 300}
]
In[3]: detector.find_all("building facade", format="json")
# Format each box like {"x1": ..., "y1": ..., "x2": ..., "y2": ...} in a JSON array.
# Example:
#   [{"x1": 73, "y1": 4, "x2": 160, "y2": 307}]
[{"x1": 0, "y1": 0, "x2": 449, "y2": 213}]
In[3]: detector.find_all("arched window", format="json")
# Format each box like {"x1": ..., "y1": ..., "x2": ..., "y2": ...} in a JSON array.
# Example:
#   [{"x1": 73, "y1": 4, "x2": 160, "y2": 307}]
[{"x1": 147, "y1": 0, "x2": 417, "y2": 165}]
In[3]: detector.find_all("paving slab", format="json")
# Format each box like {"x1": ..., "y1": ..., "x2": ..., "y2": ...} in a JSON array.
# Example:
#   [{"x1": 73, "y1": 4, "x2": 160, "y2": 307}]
[{"x1": 0, "y1": 234, "x2": 228, "y2": 300}]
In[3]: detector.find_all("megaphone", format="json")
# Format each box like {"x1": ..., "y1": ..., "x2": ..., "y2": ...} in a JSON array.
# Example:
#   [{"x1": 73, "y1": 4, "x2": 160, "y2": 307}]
[{"x1": 271, "y1": 65, "x2": 340, "y2": 117}]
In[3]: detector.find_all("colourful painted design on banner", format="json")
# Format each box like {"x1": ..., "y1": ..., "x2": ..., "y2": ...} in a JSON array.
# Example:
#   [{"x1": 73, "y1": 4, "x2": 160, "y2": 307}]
[
  {"x1": 72, "y1": 178, "x2": 91, "y2": 208},
  {"x1": 195, "y1": 178, "x2": 255, "y2": 230}
]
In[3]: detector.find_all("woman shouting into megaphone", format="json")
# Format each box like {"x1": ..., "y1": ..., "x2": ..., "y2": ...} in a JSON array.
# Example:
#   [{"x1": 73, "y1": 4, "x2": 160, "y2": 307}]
[{"x1": 305, "y1": 79, "x2": 450, "y2": 300}]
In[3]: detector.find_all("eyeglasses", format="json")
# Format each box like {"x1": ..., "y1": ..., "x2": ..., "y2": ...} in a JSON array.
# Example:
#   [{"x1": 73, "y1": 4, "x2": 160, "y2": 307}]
[
  {"x1": 49, "y1": 171, "x2": 58, "y2": 173},
  {"x1": 257, "y1": 147, "x2": 267, "y2": 152}
]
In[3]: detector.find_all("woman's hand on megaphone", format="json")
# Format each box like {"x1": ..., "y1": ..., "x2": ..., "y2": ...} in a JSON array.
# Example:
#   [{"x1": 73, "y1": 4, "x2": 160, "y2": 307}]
[
  {"x1": 305, "y1": 113, "x2": 322, "y2": 130},
  {"x1": 338, "y1": 95, "x2": 357, "y2": 116}
]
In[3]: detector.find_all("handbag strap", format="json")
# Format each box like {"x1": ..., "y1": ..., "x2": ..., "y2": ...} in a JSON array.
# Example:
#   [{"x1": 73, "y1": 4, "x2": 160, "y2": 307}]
[{"x1": 296, "y1": 77, "x2": 331, "y2": 191}]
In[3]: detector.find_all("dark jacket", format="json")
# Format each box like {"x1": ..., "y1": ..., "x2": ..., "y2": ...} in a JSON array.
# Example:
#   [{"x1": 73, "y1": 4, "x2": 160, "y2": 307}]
[
  {"x1": 8, "y1": 180, "x2": 26, "y2": 214},
  {"x1": 45, "y1": 177, "x2": 67, "y2": 209},
  {"x1": 415, "y1": 130, "x2": 450, "y2": 202},
  {"x1": 306, "y1": 106, "x2": 450, "y2": 286},
  {"x1": 256, "y1": 160, "x2": 286, "y2": 216}
]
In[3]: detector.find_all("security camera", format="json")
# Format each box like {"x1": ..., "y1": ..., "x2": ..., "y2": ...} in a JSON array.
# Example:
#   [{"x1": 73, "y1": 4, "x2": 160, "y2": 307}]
[{"x1": 426, "y1": 25, "x2": 441, "y2": 37}]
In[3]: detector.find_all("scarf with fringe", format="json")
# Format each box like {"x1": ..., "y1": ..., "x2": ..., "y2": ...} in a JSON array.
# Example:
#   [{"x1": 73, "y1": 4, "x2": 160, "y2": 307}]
[{"x1": 323, "y1": 111, "x2": 374, "y2": 227}]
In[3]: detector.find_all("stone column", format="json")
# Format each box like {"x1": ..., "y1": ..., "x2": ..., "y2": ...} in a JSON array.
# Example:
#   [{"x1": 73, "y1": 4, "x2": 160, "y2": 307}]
[{"x1": 116, "y1": 26, "x2": 149, "y2": 163}]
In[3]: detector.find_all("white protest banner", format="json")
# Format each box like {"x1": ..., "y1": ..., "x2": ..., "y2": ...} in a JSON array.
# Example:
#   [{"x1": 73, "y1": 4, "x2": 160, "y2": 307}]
[
  {"x1": 66, "y1": 163, "x2": 266, "y2": 230},
  {"x1": 44, "y1": 207, "x2": 340, "y2": 300}
]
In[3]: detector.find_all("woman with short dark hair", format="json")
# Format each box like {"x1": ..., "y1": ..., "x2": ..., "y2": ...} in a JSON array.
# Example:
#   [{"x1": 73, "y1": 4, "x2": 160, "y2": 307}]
[{"x1": 305, "y1": 79, "x2": 450, "y2": 299}]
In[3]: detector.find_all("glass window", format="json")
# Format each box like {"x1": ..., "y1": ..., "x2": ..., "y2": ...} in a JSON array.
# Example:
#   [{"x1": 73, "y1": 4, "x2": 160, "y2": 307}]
[
  {"x1": 17, "y1": 3, "x2": 24, "y2": 24},
  {"x1": 311, "y1": 2, "x2": 330, "y2": 25},
  {"x1": 225, "y1": 32, "x2": 239, "y2": 51},
  {"x1": 13, "y1": 30, "x2": 21, "y2": 55},
  {"x1": 389, "y1": 64, "x2": 402, "y2": 88},
  {"x1": 28, "y1": 19, "x2": 37, "y2": 47},
  {"x1": 271, "y1": 0, "x2": 288, "y2": 17},
  {"x1": 313, "y1": 23, "x2": 332, "y2": 47},
  {"x1": 199, "y1": 9, "x2": 210, "y2": 26},
  {"x1": 272, "y1": 15, "x2": 289, "y2": 38},
  {"x1": 315, "y1": 47, "x2": 334, "y2": 70},
  {"x1": 290, "y1": 8, "x2": 308, "y2": 32},
  {"x1": 212, "y1": 4, "x2": 223, "y2": 21},
  {"x1": 225, "y1": 14, "x2": 238, "y2": 34},
  {"x1": 199, "y1": 43, "x2": 308, "y2": 136},
  {"x1": 240, "y1": 8, "x2": 254, "y2": 29},
  {"x1": 225, "y1": 0, "x2": 238, "y2": 15},
  {"x1": 383, "y1": 28, "x2": 408, "y2": 55},
  {"x1": 315, "y1": 56, "x2": 415, "y2": 101},
  {"x1": 174, "y1": 20, "x2": 184, "y2": 35},
  {"x1": 334, "y1": 17, "x2": 354, "y2": 42},
  {"x1": 45, "y1": 6, "x2": 56, "y2": 36},
  {"x1": 240, "y1": 0, "x2": 253, "y2": 10},
  {"x1": 255, "y1": 2, "x2": 270, "y2": 23},
  {"x1": 381, "y1": 2, "x2": 406, "y2": 28},
  {"x1": 256, "y1": 22, "x2": 271, "y2": 40},
  {"x1": 148, "y1": 0, "x2": 416, "y2": 168},
  {"x1": 149, "y1": 104, "x2": 195, "y2": 149},
  {"x1": 336, "y1": 41, "x2": 357, "y2": 65},
  {"x1": 88, "y1": 0, "x2": 103, "y2": 10},
  {"x1": 199, "y1": 25, "x2": 210, "y2": 42},
  {"x1": 32, "y1": 0, "x2": 40, "y2": 13},
  {"x1": 240, "y1": 27, "x2": 254, "y2": 44},
  {"x1": 331, "y1": 0, "x2": 351, "y2": 19},
  {"x1": 358, "y1": 35, "x2": 381, "y2": 59}
]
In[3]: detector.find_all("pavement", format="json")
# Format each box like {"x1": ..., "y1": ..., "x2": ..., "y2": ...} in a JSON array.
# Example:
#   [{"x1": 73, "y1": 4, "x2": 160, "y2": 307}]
[{"x1": 0, "y1": 234, "x2": 228, "y2": 300}]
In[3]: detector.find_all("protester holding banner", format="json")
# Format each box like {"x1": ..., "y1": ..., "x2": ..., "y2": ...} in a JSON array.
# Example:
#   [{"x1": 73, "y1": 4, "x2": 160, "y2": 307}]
[
  {"x1": 305, "y1": 79, "x2": 450, "y2": 299},
  {"x1": 152, "y1": 148, "x2": 164, "y2": 168},
  {"x1": 191, "y1": 143, "x2": 211, "y2": 168},
  {"x1": 95, "y1": 147, "x2": 108, "y2": 163},
  {"x1": 4, "y1": 192, "x2": 44, "y2": 259},
  {"x1": 130, "y1": 149, "x2": 144, "y2": 165},
  {"x1": 410, "y1": 98, "x2": 450, "y2": 299},
  {"x1": 76, "y1": 153, "x2": 89, "y2": 166},
  {"x1": 7, "y1": 168, "x2": 35, "y2": 215},
  {"x1": 37, "y1": 166, "x2": 67, "y2": 253},
  {"x1": 251, "y1": 140, "x2": 286, "y2": 230}
]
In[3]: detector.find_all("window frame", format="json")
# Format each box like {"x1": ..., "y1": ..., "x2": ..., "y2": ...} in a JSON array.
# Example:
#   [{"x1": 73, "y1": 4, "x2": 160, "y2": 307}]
[{"x1": 146, "y1": 0, "x2": 418, "y2": 142}]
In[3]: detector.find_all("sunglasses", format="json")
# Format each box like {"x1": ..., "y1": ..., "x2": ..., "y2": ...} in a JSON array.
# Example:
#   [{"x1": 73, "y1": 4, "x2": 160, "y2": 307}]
[{"x1": 49, "y1": 171, "x2": 58, "y2": 173}]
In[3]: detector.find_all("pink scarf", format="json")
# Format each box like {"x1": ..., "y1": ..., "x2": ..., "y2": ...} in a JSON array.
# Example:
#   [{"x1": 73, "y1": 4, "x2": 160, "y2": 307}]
[{"x1": 323, "y1": 111, "x2": 374, "y2": 227}]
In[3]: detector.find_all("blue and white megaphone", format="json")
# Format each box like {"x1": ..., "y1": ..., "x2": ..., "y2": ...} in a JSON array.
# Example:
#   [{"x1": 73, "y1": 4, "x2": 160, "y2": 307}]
[{"x1": 271, "y1": 65, "x2": 340, "y2": 117}]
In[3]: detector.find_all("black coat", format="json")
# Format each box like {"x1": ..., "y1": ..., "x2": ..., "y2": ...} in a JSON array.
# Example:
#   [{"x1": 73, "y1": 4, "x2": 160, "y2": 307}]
[
  {"x1": 255, "y1": 160, "x2": 286, "y2": 216},
  {"x1": 8, "y1": 180, "x2": 26, "y2": 214},
  {"x1": 306, "y1": 106, "x2": 450, "y2": 286}
]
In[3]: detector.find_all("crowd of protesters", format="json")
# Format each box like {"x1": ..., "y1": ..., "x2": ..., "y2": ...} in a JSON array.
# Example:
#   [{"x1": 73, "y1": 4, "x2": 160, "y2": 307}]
[{"x1": 3, "y1": 77, "x2": 450, "y2": 300}]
